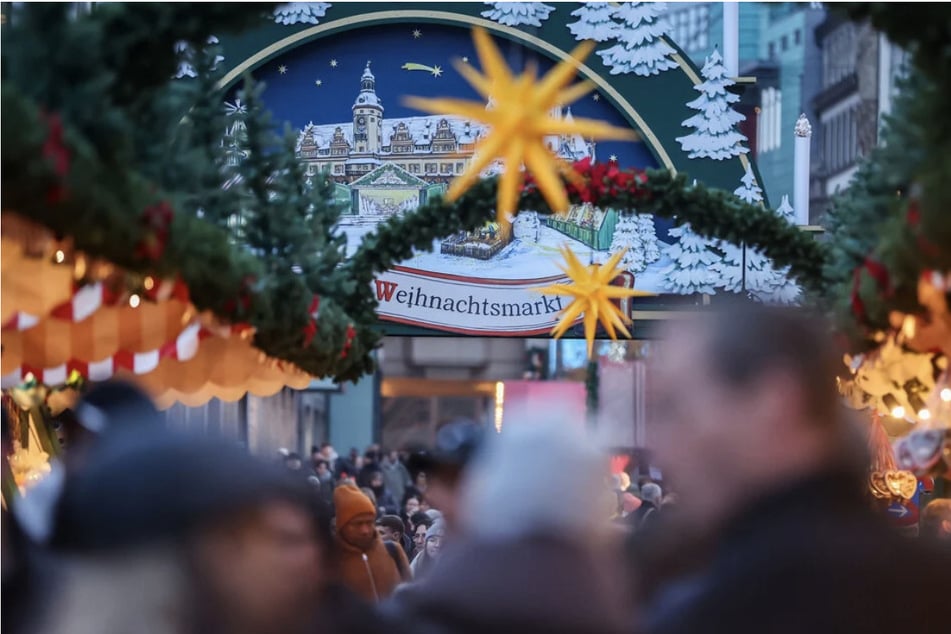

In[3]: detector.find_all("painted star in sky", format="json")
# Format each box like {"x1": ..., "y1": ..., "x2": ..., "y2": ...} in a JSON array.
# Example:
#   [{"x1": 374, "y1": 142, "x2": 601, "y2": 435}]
[
  {"x1": 412, "y1": 29, "x2": 422, "y2": 39},
  {"x1": 315, "y1": 79, "x2": 323, "y2": 87},
  {"x1": 592, "y1": 93, "x2": 601, "y2": 102},
  {"x1": 404, "y1": 28, "x2": 637, "y2": 226},
  {"x1": 462, "y1": 56, "x2": 469, "y2": 63},
  {"x1": 330, "y1": 59, "x2": 338, "y2": 68},
  {"x1": 432, "y1": 65, "x2": 442, "y2": 77},
  {"x1": 538, "y1": 246, "x2": 654, "y2": 359},
  {"x1": 609, "y1": 154, "x2": 618, "y2": 162},
  {"x1": 278, "y1": 64, "x2": 288, "y2": 75}
]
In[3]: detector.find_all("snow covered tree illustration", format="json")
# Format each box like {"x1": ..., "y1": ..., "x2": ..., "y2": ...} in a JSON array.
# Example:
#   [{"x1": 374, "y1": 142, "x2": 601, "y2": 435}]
[
  {"x1": 173, "y1": 36, "x2": 224, "y2": 80},
  {"x1": 712, "y1": 167, "x2": 798, "y2": 303},
  {"x1": 661, "y1": 224, "x2": 719, "y2": 295},
  {"x1": 610, "y1": 213, "x2": 660, "y2": 274},
  {"x1": 567, "y1": 2, "x2": 619, "y2": 42},
  {"x1": 596, "y1": 2, "x2": 677, "y2": 76},
  {"x1": 762, "y1": 195, "x2": 802, "y2": 304},
  {"x1": 481, "y1": 2, "x2": 555, "y2": 27},
  {"x1": 273, "y1": 3, "x2": 331, "y2": 26},
  {"x1": 676, "y1": 49, "x2": 749, "y2": 160}
]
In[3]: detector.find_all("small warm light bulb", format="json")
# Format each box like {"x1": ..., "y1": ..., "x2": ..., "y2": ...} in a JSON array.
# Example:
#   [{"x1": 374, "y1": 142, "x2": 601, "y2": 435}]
[
  {"x1": 143, "y1": 276, "x2": 155, "y2": 291},
  {"x1": 917, "y1": 409, "x2": 931, "y2": 421},
  {"x1": 890, "y1": 406, "x2": 905, "y2": 419},
  {"x1": 54, "y1": 250, "x2": 65, "y2": 263},
  {"x1": 941, "y1": 388, "x2": 951, "y2": 402},
  {"x1": 129, "y1": 294, "x2": 141, "y2": 308}
]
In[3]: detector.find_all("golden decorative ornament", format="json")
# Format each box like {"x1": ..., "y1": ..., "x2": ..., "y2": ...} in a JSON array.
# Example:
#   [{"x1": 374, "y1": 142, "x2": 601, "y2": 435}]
[
  {"x1": 537, "y1": 246, "x2": 653, "y2": 359},
  {"x1": 404, "y1": 28, "x2": 637, "y2": 226}
]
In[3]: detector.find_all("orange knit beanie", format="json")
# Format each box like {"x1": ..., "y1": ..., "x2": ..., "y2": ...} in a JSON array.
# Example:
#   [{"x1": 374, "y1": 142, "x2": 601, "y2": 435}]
[{"x1": 334, "y1": 484, "x2": 377, "y2": 528}]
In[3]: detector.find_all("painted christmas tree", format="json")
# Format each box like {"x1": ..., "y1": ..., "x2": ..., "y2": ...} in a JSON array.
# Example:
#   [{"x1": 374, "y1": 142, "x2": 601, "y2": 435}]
[
  {"x1": 173, "y1": 36, "x2": 224, "y2": 79},
  {"x1": 273, "y1": 2, "x2": 331, "y2": 26},
  {"x1": 762, "y1": 195, "x2": 802, "y2": 304},
  {"x1": 481, "y1": 2, "x2": 556, "y2": 27},
  {"x1": 713, "y1": 169, "x2": 799, "y2": 303},
  {"x1": 596, "y1": 2, "x2": 677, "y2": 76},
  {"x1": 567, "y1": 2, "x2": 619, "y2": 42},
  {"x1": 610, "y1": 213, "x2": 661, "y2": 273},
  {"x1": 661, "y1": 223, "x2": 719, "y2": 295},
  {"x1": 676, "y1": 49, "x2": 749, "y2": 160}
]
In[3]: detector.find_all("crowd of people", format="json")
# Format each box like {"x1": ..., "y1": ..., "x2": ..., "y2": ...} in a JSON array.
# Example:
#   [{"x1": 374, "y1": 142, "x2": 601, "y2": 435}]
[{"x1": 3, "y1": 304, "x2": 951, "y2": 634}]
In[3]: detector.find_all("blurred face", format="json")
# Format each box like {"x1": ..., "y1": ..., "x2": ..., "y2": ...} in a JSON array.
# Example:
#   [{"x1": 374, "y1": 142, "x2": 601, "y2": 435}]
[
  {"x1": 370, "y1": 473, "x2": 383, "y2": 488},
  {"x1": 425, "y1": 534, "x2": 442, "y2": 557},
  {"x1": 339, "y1": 513, "x2": 377, "y2": 551},
  {"x1": 377, "y1": 525, "x2": 399, "y2": 542},
  {"x1": 415, "y1": 472, "x2": 427, "y2": 488},
  {"x1": 285, "y1": 458, "x2": 302, "y2": 471},
  {"x1": 413, "y1": 524, "x2": 427, "y2": 550},
  {"x1": 194, "y1": 501, "x2": 321, "y2": 631},
  {"x1": 316, "y1": 462, "x2": 329, "y2": 477},
  {"x1": 651, "y1": 331, "x2": 740, "y2": 516},
  {"x1": 404, "y1": 497, "x2": 420, "y2": 517}
]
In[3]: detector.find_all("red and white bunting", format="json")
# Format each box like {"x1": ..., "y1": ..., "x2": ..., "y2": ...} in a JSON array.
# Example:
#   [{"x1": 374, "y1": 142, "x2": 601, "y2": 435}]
[{"x1": 1, "y1": 322, "x2": 204, "y2": 388}]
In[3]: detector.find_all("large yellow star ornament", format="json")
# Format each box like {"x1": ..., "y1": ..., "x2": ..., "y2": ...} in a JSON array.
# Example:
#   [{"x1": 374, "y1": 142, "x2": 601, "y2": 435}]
[
  {"x1": 404, "y1": 28, "x2": 637, "y2": 225},
  {"x1": 538, "y1": 246, "x2": 655, "y2": 359}
]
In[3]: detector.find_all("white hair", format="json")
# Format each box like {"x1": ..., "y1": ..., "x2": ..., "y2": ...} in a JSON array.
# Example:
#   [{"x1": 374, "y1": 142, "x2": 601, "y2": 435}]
[{"x1": 641, "y1": 483, "x2": 663, "y2": 505}]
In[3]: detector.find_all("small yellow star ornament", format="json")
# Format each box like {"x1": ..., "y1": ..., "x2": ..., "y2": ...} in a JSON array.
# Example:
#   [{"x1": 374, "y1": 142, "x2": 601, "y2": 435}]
[
  {"x1": 404, "y1": 28, "x2": 637, "y2": 226},
  {"x1": 538, "y1": 246, "x2": 655, "y2": 359}
]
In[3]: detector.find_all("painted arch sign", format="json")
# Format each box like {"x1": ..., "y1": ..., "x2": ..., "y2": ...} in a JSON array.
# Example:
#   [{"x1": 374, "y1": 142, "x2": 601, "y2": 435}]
[{"x1": 216, "y1": 2, "x2": 792, "y2": 336}]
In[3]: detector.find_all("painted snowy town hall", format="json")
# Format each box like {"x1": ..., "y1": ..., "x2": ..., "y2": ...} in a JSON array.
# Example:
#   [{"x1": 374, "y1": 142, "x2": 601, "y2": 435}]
[{"x1": 228, "y1": 1, "x2": 806, "y2": 301}]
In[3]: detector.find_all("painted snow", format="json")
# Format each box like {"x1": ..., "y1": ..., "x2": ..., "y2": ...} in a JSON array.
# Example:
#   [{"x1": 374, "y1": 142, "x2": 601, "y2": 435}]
[
  {"x1": 593, "y1": 2, "x2": 678, "y2": 76},
  {"x1": 274, "y1": 3, "x2": 331, "y2": 26},
  {"x1": 481, "y1": 2, "x2": 556, "y2": 27}
]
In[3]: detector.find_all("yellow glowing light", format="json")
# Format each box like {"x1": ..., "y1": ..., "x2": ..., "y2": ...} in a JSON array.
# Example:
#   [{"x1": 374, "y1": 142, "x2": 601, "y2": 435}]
[
  {"x1": 129, "y1": 294, "x2": 141, "y2": 308},
  {"x1": 494, "y1": 381, "x2": 505, "y2": 433},
  {"x1": 143, "y1": 276, "x2": 155, "y2": 291},
  {"x1": 404, "y1": 28, "x2": 637, "y2": 226},
  {"x1": 54, "y1": 250, "x2": 65, "y2": 263},
  {"x1": 890, "y1": 406, "x2": 906, "y2": 419},
  {"x1": 941, "y1": 388, "x2": 951, "y2": 402},
  {"x1": 918, "y1": 408, "x2": 931, "y2": 421},
  {"x1": 537, "y1": 246, "x2": 654, "y2": 359}
]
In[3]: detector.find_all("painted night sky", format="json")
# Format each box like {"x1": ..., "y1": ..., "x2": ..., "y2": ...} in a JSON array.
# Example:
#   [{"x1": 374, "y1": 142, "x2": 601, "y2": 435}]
[{"x1": 234, "y1": 22, "x2": 660, "y2": 173}]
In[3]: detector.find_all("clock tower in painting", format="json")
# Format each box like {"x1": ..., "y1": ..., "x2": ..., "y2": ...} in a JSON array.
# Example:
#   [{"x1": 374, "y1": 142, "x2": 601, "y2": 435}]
[{"x1": 352, "y1": 61, "x2": 383, "y2": 155}]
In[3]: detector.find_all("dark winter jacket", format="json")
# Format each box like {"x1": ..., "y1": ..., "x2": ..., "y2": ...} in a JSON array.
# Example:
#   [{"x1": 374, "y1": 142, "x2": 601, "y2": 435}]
[
  {"x1": 334, "y1": 533, "x2": 408, "y2": 603},
  {"x1": 387, "y1": 535, "x2": 631, "y2": 634},
  {"x1": 381, "y1": 460, "x2": 412, "y2": 506},
  {"x1": 643, "y1": 469, "x2": 951, "y2": 634}
]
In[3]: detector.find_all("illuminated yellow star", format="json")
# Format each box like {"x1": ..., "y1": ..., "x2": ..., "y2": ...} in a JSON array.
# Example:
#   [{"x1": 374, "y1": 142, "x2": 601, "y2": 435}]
[
  {"x1": 404, "y1": 28, "x2": 637, "y2": 226},
  {"x1": 537, "y1": 246, "x2": 655, "y2": 359}
]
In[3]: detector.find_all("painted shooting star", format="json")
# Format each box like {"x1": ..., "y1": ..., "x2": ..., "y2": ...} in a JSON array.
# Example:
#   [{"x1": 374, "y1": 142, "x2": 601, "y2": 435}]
[{"x1": 402, "y1": 62, "x2": 442, "y2": 77}]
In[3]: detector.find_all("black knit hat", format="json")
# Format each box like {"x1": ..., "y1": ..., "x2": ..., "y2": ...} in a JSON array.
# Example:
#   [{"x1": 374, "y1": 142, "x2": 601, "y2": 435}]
[{"x1": 53, "y1": 427, "x2": 310, "y2": 552}]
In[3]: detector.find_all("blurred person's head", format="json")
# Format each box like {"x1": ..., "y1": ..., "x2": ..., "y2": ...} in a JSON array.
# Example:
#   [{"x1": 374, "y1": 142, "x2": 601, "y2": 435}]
[
  {"x1": 408, "y1": 419, "x2": 485, "y2": 529},
  {"x1": 368, "y1": 469, "x2": 385, "y2": 490},
  {"x1": 349, "y1": 447, "x2": 359, "y2": 460},
  {"x1": 922, "y1": 499, "x2": 951, "y2": 541},
  {"x1": 424, "y1": 520, "x2": 446, "y2": 558},
  {"x1": 403, "y1": 493, "x2": 421, "y2": 518},
  {"x1": 49, "y1": 428, "x2": 322, "y2": 634},
  {"x1": 618, "y1": 472, "x2": 632, "y2": 491},
  {"x1": 651, "y1": 304, "x2": 850, "y2": 527},
  {"x1": 409, "y1": 511, "x2": 433, "y2": 536},
  {"x1": 641, "y1": 482, "x2": 663, "y2": 506},
  {"x1": 320, "y1": 442, "x2": 335, "y2": 459},
  {"x1": 284, "y1": 453, "x2": 303, "y2": 471},
  {"x1": 334, "y1": 485, "x2": 378, "y2": 552},
  {"x1": 460, "y1": 406, "x2": 609, "y2": 543},
  {"x1": 314, "y1": 460, "x2": 330, "y2": 478},
  {"x1": 360, "y1": 487, "x2": 377, "y2": 509},
  {"x1": 376, "y1": 515, "x2": 405, "y2": 543},
  {"x1": 414, "y1": 470, "x2": 428, "y2": 490},
  {"x1": 413, "y1": 523, "x2": 429, "y2": 552}
]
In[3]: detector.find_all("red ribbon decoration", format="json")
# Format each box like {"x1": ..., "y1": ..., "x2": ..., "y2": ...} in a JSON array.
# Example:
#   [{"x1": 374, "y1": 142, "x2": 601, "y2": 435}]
[
  {"x1": 339, "y1": 324, "x2": 356, "y2": 359},
  {"x1": 41, "y1": 112, "x2": 70, "y2": 204}
]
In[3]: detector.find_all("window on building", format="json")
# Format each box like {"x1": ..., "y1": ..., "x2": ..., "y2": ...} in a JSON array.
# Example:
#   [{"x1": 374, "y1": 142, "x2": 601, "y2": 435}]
[
  {"x1": 781, "y1": 35, "x2": 788, "y2": 52},
  {"x1": 334, "y1": 165, "x2": 344, "y2": 175},
  {"x1": 768, "y1": 42, "x2": 776, "y2": 59},
  {"x1": 455, "y1": 162, "x2": 465, "y2": 172},
  {"x1": 794, "y1": 29, "x2": 801, "y2": 45},
  {"x1": 756, "y1": 87, "x2": 783, "y2": 154},
  {"x1": 670, "y1": 5, "x2": 709, "y2": 54},
  {"x1": 425, "y1": 163, "x2": 437, "y2": 173},
  {"x1": 440, "y1": 163, "x2": 453, "y2": 174}
]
